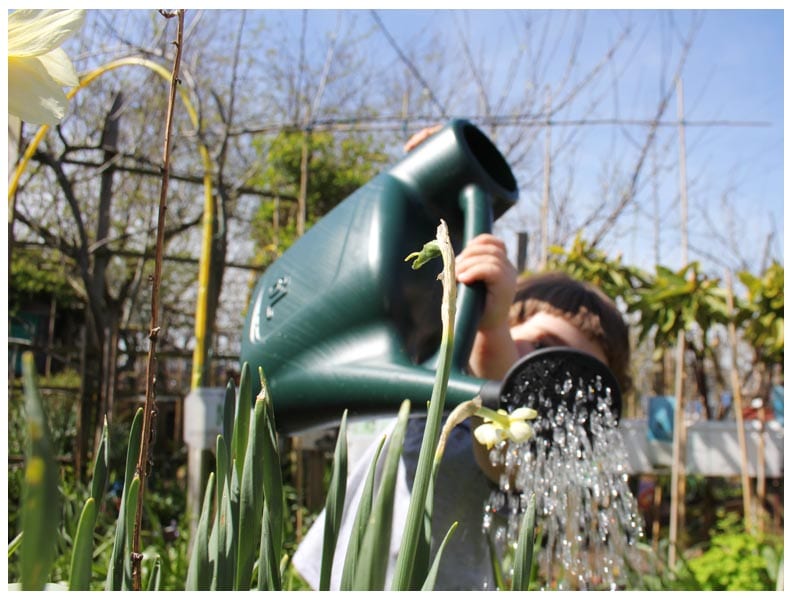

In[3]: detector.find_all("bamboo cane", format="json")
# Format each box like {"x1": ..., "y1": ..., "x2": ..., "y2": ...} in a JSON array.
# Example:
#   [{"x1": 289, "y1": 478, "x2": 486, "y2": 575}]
[
  {"x1": 725, "y1": 271, "x2": 754, "y2": 532},
  {"x1": 756, "y1": 400, "x2": 767, "y2": 532},
  {"x1": 667, "y1": 331, "x2": 686, "y2": 569},
  {"x1": 668, "y1": 77, "x2": 689, "y2": 569}
]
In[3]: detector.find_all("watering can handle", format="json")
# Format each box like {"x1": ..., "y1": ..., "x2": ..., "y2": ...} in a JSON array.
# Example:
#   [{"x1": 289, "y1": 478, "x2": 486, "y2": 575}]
[{"x1": 452, "y1": 184, "x2": 493, "y2": 371}]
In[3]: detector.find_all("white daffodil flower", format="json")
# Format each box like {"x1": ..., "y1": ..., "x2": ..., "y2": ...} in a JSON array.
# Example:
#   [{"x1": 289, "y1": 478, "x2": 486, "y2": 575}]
[
  {"x1": 473, "y1": 406, "x2": 538, "y2": 449},
  {"x1": 8, "y1": 9, "x2": 85, "y2": 125}
]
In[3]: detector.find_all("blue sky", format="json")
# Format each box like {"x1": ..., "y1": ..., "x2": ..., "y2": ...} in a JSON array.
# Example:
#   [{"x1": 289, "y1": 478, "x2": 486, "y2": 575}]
[
  {"x1": 264, "y1": 7, "x2": 783, "y2": 272},
  {"x1": 7, "y1": 5, "x2": 783, "y2": 274}
]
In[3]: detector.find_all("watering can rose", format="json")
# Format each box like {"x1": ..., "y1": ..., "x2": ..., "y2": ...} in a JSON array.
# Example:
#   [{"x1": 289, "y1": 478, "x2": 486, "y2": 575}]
[
  {"x1": 473, "y1": 406, "x2": 538, "y2": 449},
  {"x1": 8, "y1": 9, "x2": 85, "y2": 125}
]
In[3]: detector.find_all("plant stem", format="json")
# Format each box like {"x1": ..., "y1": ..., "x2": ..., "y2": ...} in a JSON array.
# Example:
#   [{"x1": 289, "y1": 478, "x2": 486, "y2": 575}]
[
  {"x1": 131, "y1": 9, "x2": 185, "y2": 590},
  {"x1": 391, "y1": 221, "x2": 456, "y2": 589},
  {"x1": 474, "y1": 406, "x2": 512, "y2": 427}
]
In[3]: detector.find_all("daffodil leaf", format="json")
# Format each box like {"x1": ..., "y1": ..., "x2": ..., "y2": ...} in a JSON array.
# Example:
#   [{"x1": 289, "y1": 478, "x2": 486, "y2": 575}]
[
  {"x1": 236, "y1": 395, "x2": 267, "y2": 589},
  {"x1": 340, "y1": 434, "x2": 386, "y2": 590},
  {"x1": 106, "y1": 406, "x2": 143, "y2": 591},
  {"x1": 420, "y1": 522, "x2": 458, "y2": 591},
  {"x1": 485, "y1": 529, "x2": 506, "y2": 591},
  {"x1": 320, "y1": 410, "x2": 348, "y2": 590},
  {"x1": 185, "y1": 472, "x2": 214, "y2": 591},
  {"x1": 353, "y1": 400, "x2": 410, "y2": 590},
  {"x1": 19, "y1": 352, "x2": 59, "y2": 591},
  {"x1": 89, "y1": 417, "x2": 109, "y2": 508},
  {"x1": 67, "y1": 496, "x2": 96, "y2": 590},
  {"x1": 511, "y1": 493, "x2": 537, "y2": 591}
]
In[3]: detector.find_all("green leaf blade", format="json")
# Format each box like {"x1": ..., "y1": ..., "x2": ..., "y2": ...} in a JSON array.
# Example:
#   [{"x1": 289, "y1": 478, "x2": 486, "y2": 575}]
[
  {"x1": 19, "y1": 352, "x2": 60, "y2": 591},
  {"x1": 320, "y1": 410, "x2": 348, "y2": 590},
  {"x1": 68, "y1": 497, "x2": 97, "y2": 590}
]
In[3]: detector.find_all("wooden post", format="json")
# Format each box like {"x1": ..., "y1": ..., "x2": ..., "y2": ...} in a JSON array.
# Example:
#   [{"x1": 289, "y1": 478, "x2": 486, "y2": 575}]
[
  {"x1": 46, "y1": 296, "x2": 57, "y2": 377},
  {"x1": 292, "y1": 435, "x2": 305, "y2": 542},
  {"x1": 725, "y1": 271, "x2": 754, "y2": 531},
  {"x1": 756, "y1": 399, "x2": 767, "y2": 532},
  {"x1": 298, "y1": 126, "x2": 309, "y2": 237},
  {"x1": 668, "y1": 77, "x2": 689, "y2": 569},
  {"x1": 517, "y1": 232, "x2": 529, "y2": 273},
  {"x1": 651, "y1": 474, "x2": 663, "y2": 553},
  {"x1": 540, "y1": 88, "x2": 551, "y2": 270},
  {"x1": 668, "y1": 332, "x2": 686, "y2": 568}
]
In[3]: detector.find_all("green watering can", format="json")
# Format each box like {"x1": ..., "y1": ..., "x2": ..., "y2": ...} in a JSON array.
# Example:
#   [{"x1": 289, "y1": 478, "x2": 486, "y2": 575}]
[{"x1": 240, "y1": 119, "x2": 621, "y2": 433}]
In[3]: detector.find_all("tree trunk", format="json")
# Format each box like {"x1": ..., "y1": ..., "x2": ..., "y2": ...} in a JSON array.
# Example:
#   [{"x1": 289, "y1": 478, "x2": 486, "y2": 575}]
[{"x1": 75, "y1": 93, "x2": 124, "y2": 476}]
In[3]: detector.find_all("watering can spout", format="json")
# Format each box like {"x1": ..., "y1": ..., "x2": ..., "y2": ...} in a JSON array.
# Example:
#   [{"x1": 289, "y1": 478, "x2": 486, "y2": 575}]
[{"x1": 241, "y1": 119, "x2": 518, "y2": 433}]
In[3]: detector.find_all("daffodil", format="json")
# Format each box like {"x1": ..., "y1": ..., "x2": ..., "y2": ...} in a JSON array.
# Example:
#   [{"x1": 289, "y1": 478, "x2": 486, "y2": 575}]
[
  {"x1": 8, "y1": 9, "x2": 85, "y2": 125},
  {"x1": 473, "y1": 406, "x2": 538, "y2": 449}
]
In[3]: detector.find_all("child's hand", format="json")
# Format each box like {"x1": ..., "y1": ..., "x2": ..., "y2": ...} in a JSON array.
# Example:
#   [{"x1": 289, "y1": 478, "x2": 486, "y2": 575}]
[
  {"x1": 456, "y1": 234, "x2": 519, "y2": 381},
  {"x1": 455, "y1": 234, "x2": 516, "y2": 332},
  {"x1": 403, "y1": 124, "x2": 442, "y2": 152}
]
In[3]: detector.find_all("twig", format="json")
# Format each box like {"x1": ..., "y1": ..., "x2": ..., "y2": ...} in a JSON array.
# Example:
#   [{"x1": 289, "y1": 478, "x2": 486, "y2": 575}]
[{"x1": 131, "y1": 9, "x2": 185, "y2": 591}]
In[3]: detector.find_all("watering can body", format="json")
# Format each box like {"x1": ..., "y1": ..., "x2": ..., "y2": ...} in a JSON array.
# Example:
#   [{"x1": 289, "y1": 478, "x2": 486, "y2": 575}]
[{"x1": 241, "y1": 120, "x2": 518, "y2": 432}]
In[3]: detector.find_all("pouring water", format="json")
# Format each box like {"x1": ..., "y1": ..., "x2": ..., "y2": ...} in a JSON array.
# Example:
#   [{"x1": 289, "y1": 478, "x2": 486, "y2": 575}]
[{"x1": 481, "y1": 349, "x2": 645, "y2": 590}]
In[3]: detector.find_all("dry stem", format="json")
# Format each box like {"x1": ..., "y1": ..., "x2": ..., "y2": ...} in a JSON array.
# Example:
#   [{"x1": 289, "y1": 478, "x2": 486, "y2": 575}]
[{"x1": 131, "y1": 9, "x2": 185, "y2": 590}]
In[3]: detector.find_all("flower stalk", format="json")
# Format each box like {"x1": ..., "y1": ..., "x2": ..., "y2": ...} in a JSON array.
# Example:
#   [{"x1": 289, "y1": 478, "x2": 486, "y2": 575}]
[{"x1": 391, "y1": 221, "x2": 457, "y2": 590}]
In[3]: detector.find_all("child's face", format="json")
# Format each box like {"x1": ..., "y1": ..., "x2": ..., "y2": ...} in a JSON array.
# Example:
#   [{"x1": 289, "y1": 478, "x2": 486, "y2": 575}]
[{"x1": 510, "y1": 310, "x2": 608, "y2": 366}]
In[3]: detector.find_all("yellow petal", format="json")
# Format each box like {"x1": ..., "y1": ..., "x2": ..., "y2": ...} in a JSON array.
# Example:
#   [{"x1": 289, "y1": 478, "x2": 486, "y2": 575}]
[
  {"x1": 507, "y1": 421, "x2": 534, "y2": 444},
  {"x1": 510, "y1": 407, "x2": 538, "y2": 421},
  {"x1": 8, "y1": 56, "x2": 69, "y2": 125},
  {"x1": 39, "y1": 48, "x2": 79, "y2": 87},
  {"x1": 473, "y1": 423, "x2": 503, "y2": 449},
  {"x1": 8, "y1": 9, "x2": 86, "y2": 57}
]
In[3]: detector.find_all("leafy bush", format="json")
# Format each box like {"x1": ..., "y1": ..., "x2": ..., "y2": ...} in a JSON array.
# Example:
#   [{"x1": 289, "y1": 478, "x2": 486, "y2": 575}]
[{"x1": 684, "y1": 511, "x2": 783, "y2": 591}]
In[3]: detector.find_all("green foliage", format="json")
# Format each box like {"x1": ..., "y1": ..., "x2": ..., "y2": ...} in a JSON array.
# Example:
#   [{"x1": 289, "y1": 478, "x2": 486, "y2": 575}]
[
  {"x1": 9, "y1": 247, "x2": 83, "y2": 310},
  {"x1": 183, "y1": 365, "x2": 287, "y2": 590},
  {"x1": 546, "y1": 234, "x2": 649, "y2": 308},
  {"x1": 249, "y1": 130, "x2": 389, "y2": 268},
  {"x1": 635, "y1": 509, "x2": 784, "y2": 592},
  {"x1": 8, "y1": 369, "x2": 80, "y2": 462},
  {"x1": 548, "y1": 235, "x2": 732, "y2": 360},
  {"x1": 547, "y1": 233, "x2": 784, "y2": 421},
  {"x1": 684, "y1": 511, "x2": 783, "y2": 591},
  {"x1": 547, "y1": 234, "x2": 769, "y2": 417},
  {"x1": 633, "y1": 262, "x2": 730, "y2": 360},
  {"x1": 737, "y1": 261, "x2": 784, "y2": 365},
  {"x1": 548, "y1": 235, "x2": 784, "y2": 372}
]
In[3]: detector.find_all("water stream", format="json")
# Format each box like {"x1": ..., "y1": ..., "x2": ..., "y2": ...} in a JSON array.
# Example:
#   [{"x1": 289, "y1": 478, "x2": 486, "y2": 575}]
[{"x1": 482, "y1": 374, "x2": 645, "y2": 590}]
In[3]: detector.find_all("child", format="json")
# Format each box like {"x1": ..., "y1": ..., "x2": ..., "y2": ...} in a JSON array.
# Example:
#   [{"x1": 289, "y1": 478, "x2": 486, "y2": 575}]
[{"x1": 292, "y1": 233, "x2": 632, "y2": 590}]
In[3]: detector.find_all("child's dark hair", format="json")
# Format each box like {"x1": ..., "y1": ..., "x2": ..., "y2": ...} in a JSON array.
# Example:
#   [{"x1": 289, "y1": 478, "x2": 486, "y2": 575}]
[{"x1": 509, "y1": 272, "x2": 632, "y2": 394}]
